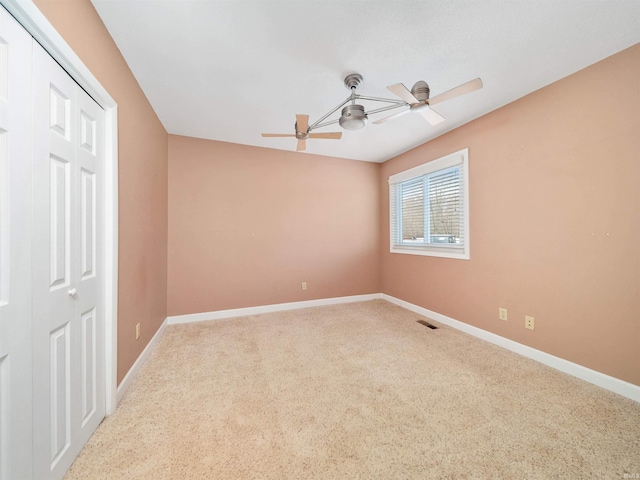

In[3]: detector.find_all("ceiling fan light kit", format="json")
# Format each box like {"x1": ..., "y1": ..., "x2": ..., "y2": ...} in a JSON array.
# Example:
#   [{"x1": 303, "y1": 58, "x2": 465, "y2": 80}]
[
  {"x1": 262, "y1": 73, "x2": 482, "y2": 151},
  {"x1": 339, "y1": 104, "x2": 367, "y2": 130}
]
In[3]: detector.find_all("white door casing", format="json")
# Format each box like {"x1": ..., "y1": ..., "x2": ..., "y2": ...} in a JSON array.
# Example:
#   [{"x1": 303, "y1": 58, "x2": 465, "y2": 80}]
[
  {"x1": 31, "y1": 40, "x2": 105, "y2": 479},
  {"x1": 0, "y1": 7, "x2": 33, "y2": 479}
]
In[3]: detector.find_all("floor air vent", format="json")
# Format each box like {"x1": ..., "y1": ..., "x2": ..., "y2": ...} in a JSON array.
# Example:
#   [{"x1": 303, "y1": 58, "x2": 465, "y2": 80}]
[{"x1": 417, "y1": 320, "x2": 438, "y2": 330}]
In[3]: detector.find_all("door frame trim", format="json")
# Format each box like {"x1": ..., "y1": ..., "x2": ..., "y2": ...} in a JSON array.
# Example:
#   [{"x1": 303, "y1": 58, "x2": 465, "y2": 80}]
[{"x1": 2, "y1": 0, "x2": 119, "y2": 414}]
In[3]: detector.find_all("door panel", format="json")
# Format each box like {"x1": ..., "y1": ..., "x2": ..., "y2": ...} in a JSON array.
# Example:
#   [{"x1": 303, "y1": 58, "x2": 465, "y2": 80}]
[
  {"x1": 49, "y1": 322, "x2": 71, "y2": 466},
  {"x1": 80, "y1": 168, "x2": 96, "y2": 281},
  {"x1": 32, "y1": 37, "x2": 105, "y2": 480},
  {"x1": 49, "y1": 155, "x2": 71, "y2": 290},
  {"x1": 80, "y1": 306, "x2": 97, "y2": 425},
  {"x1": 0, "y1": 7, "x2": 33, "y2": 479},
  {"x1": 32, "y1": 40, "x2": 77, "y2": 480},
  {"x1": 73, "y1": 76, "x2": 105, "y2": 454},
  {"x1": 49, "y1": 85, "x2": 70, "y2": 140}
]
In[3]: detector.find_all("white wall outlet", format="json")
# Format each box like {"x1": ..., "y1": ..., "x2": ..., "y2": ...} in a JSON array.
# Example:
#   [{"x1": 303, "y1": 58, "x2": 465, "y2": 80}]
[
  {"x1": 525, "y1": 315, "x2": 535, "y2": 330},
  {"x1": 136, "y1": 322, "x2": 141, "y2": 339},
  {"x1": 301, "y1": 282, "x2": 307, "y2": 291},
  {"x1": 499, "y1": 308, "x2": 508, "y2": 321}
]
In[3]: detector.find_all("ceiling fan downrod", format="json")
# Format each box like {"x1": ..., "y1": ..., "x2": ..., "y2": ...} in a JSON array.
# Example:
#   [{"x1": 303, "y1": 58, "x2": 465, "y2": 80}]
[{"x1": 339, "y1": 73, "x2": 367, "y2": 130}]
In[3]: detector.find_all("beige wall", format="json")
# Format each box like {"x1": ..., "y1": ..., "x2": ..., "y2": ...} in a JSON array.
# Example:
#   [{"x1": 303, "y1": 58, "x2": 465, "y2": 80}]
[
  {"x1": 34, "y1": 0, "x2": 169, "y2": 384},
  {"x1": 168, "y1": 135, "x2": 380, "y2": 315},
  {"x1": 380, "y1": 44, "x2": 640, "y2": 386}
]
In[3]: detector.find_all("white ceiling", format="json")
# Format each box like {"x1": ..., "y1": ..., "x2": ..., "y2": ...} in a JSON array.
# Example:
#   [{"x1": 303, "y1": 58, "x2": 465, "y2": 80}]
[{"x1": 90, "y1": 1, "x2": 640, "y2": 163}]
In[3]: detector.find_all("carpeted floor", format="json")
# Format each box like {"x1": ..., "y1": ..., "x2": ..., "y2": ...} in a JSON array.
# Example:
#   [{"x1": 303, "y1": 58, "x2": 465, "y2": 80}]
[{"x1": 65, "y1": 300, "x2": 640, "y2": 479}]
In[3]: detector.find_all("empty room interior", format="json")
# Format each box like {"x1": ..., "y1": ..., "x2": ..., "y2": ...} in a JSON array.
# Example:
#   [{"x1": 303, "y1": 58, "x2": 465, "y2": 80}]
[{"x1": 1, "y1": 0, "x2": 639, "y2": 478}]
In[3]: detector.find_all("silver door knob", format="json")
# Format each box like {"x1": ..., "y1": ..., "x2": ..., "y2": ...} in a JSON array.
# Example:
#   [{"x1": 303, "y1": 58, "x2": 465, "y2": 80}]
[{"x1": 68, "y1": 288, "x2": 77, "y2": 296}]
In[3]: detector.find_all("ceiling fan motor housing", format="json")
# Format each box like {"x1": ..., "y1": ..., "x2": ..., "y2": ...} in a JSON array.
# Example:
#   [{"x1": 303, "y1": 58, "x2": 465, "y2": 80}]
[
  {"x1": 411, "y1": 80, "x2": 431, "y2": 102},
  {"x1": 294, "y1": 122, "x2": 309, "y2": 139},
  {"x1": 339, "y1": 104, "x2": 368, "y2": 130}
]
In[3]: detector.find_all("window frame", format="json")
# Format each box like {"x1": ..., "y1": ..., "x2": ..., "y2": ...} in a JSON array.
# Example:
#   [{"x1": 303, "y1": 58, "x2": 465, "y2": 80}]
[{"x1": 388, "y1": 148, "x2": 470, "y2": 260}]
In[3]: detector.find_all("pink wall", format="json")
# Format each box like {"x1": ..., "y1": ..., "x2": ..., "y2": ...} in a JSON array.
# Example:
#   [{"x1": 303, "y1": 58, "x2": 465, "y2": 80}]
[
  {"x1": 380, "y1": 44, "x2": 640, "y2": 386},
  {"x1": 34, "y1": 0, "x2": 169, "y2": 384},
  {"x1": 168, "y1": 136, "x2": 380, "y2": 315},
  {"x1": 31, "y1": 0, "x2": 638, "y2": 388}
]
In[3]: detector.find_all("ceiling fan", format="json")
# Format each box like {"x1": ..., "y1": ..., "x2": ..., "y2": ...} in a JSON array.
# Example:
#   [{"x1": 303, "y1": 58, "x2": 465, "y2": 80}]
[
  {"x1": 374, "y1": 78, "x2": 483, "y2": 125},
  {"x1": 261, "y1": 74, "x2": 482, "y2": 151},
  {"x1": 261, "y1": 114, "x2": 342, "y2": 152},
  {"x1": 261, "y1": 74, "x2": 402, "y2": 152}
]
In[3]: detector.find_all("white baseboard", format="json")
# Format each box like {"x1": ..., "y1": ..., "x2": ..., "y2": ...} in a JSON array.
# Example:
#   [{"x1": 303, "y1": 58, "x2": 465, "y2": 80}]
[
  {"x1": 116, "y1": 317, "x2": 168, "y2": 404},
  {"x1": 118, "y1": 293, "x2": 638, "y2": 405},
  {"x1": 382, "y1": 294, "x2": 640, "y2": 403},
  {"x1": 166, "y1": 293, "x2": 382, "y2": 325}
]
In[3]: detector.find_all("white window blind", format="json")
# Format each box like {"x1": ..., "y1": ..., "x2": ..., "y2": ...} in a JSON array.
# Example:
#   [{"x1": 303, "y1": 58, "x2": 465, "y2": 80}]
[{"x1": 389, "y1": 148, "x2": 469, "y2": 259}]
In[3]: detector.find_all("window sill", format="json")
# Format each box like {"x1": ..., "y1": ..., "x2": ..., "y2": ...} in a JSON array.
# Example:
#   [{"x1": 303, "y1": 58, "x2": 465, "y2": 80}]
[{"x1": 390, "y1": 245, "x2": 470, "y2": 260}]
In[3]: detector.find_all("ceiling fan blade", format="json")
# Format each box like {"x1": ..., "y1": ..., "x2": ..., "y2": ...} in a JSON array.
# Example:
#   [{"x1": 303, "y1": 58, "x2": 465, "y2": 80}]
[
  {"x1": 296, "y1": 114, "x2": 309, "y2": 133},
  {"x1": 419, "y1": 105, "x2": 445, "y2": 125},
  {"x1": 262, "y1": 133, "x2": 296, "y2": 137},
  {"x1": 308, "y1": 132, "x2": 342, "y2": 139},
  {"x1": 296, "y1": 139, "x2": 307, "y2": 151},
  {"x1": 373, "y1": 107, "x2": 410, "y2": 125},
  {"x1": 428, "y1": 78, "x2": 483, "y2": 106},
  {"x1": 387, "y1": 83, "x2": 420, "y2": 104}
]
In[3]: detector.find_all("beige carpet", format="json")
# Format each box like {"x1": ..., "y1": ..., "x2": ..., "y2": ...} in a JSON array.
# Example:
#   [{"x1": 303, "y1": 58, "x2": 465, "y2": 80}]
[{"x1": 65, "y1": 300, "x2": 640, "y2": 479}]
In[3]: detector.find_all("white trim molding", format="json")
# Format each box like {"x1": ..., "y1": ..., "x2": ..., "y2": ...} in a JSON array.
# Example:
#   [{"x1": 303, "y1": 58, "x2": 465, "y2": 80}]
[
  {"x1": 382, "y1": 294, "x2": 640, "y2": 403},
  {"x1": 128, "y1": 293, "x2": 639, "y2": 404},
  {"x1": 2, "y1": 0, "x2": 120, "y2": 414},
  {"x1": 117, "y1": 318, "x2": 167, "y2": 403},
  {"x1": 167, "y1": 294, "x2": 382, "y2": 325}
]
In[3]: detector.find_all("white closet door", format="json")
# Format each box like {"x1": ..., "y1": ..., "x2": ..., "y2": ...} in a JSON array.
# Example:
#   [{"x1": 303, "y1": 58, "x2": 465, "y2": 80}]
[
  {"x1": 32, "y1": 39, "x2": 105, "y2": 480},
  {"x1": 0, "y1": 8, "x2": 33, "y2": 480}
]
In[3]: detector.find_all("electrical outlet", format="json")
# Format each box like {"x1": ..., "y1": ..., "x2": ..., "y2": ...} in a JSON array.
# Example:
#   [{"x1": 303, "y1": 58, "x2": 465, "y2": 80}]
[
  {"x1": 301, "y1": 282, "x2": 307, "y2": 291},
  {"x1": 499, "y1": 308, "x2": 508, "y2": 321},
  {"x1": 525, "y1": 316, "x2": 535, "y2": 330},
  {"x1": 136, "y1": 322, "x2": 141, "y2": 339}
]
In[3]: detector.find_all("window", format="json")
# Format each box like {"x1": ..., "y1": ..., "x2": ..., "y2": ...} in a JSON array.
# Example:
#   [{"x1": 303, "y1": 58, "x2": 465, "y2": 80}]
[{"x1": 389, "y1": 148, "x2": 469, "y2": 259}]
